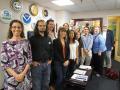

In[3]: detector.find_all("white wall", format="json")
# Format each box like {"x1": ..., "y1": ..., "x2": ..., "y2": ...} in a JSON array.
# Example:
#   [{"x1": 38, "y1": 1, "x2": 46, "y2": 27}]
[
  {"x1": 0, "y1": 0, "x2": 56, "y2": 89},
  {"x1": 56, "y1": 11, "x2": 71, "y2": 28},
  {"x1": 71, "y1": 9, "x2": 120, "y2": 25}
]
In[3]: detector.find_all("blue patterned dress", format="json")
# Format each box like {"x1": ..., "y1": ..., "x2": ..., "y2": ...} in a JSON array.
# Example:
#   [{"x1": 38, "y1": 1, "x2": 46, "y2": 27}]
[{"x1": 0, "y1": 39, "x2": 32, "y2": 90}]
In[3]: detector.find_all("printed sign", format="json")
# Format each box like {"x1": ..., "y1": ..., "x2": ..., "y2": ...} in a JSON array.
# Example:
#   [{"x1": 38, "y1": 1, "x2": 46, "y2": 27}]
[{"x1": 0, "y1": 9, "x2": 12, "y2": 23}]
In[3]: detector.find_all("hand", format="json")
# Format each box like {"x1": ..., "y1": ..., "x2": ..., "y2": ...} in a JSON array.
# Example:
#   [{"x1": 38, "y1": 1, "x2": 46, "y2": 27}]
[
  {"x1": 98, "y1": 52, "x2": 101, "y2": 56},
  {"x1": 112, "y1": 47, "x2": 114, "y2": 50},
  {"x1": 84, "y1": 49, "x2": 89, "y2": 56},
  {"x1": 32, "y1": 61, "x2": 40, "y2": 67},
  {"x1": 14, "y1": 73, "x2": 25, "y2": 82},
  {"x1": 64, "y1": 60, "x2": 69, "y2": 67},
  {"x1": 48, "y1": 60, "x2": 52, "y2": 65},
  {"x1": 76, "y1": 59, "x2": 79, "y2": 65}
]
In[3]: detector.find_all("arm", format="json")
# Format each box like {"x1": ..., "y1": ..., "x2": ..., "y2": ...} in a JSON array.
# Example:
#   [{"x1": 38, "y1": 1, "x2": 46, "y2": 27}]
[
  {"x1": 87, "y1": 35, "x2": 93, "y2": 51},
  {"x1": 6, "y1": 68, "x2": 24, "y2": 82},
  {"x1": 98, "y1": 35, "x2": 106, "y2": 55},
  {"x1": 19, "y1": 41, "x2": 32, "y2": 81},
  {"x1": 21, "y1": 41, "x2": 32, "y2": 75},
  {"x1": 76, "y1": 46, "x2": 79, "y2": 64},
  {"x1": 21, "y1": 64, "x2": 30, "y2": 75},
  {"x1": 110, "y1": 30, "x2": 114, "y2": 48},
  {"x1": 48, "y1": 37, "x2": 53, "y2": 64}
]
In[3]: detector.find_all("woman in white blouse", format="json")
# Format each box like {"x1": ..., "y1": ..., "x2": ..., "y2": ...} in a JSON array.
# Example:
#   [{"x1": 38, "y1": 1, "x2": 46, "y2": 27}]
[{"x1": 67, "y1": 30, "x2": 79, "y2": 77}]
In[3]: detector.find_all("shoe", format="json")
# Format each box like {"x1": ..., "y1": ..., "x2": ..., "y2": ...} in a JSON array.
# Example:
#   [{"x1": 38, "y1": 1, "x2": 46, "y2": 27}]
[{"x1": 96, "y1": 74, "x2": 101, "y2": 77}]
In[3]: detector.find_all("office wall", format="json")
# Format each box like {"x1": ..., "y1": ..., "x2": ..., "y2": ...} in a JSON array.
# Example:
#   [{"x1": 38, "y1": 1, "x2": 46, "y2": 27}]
[{"x1": 56, "y1": 11, "x2": 71, "y2": 28}]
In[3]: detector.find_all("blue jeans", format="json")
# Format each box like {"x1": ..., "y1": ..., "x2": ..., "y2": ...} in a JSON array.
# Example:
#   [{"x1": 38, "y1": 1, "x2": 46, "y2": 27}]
[
  {"x1": 55, "y1": 61, "x2": 68, "y2": 90},
  {"x1": 31, "y1": 63, "x2": 51, "y2": 90}
]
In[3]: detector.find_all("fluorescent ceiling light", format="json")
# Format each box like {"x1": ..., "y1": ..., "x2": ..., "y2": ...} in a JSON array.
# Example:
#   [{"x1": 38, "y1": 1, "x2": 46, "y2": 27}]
[{"x1": 51, "y1": 0, "x2": 74, "y2": 6}]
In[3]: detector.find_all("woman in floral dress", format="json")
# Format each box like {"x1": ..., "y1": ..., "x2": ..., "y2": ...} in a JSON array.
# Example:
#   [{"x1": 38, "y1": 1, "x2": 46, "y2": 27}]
[{"x1": 0, "y1": 20, "x2": 32, "y2": 90}]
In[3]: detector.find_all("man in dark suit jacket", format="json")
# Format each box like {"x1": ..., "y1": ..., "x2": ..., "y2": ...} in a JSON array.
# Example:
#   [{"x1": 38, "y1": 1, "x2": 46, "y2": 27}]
[{"x1": 102, "y1": 26, "x2": 114, "y2": 69}]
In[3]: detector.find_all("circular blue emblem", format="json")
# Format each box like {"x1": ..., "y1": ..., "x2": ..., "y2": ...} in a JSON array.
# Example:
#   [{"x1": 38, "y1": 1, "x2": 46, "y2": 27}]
[
  {"x1": 0, "y1": 9, "x2": 12, "y2": 23},
  {"x1": 21, "y1": 13, "x2": 31, "y2": 24}
]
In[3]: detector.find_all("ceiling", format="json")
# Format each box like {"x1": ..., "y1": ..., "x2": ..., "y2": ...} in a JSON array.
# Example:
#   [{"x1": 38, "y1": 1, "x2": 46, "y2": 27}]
[{"x1": 28, "y1": 0, "x2": 120, "y2": 13}]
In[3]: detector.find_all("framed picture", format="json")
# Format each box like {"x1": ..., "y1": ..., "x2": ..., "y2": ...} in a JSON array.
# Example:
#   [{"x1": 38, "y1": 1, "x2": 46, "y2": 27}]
[
  {"x1": 29, "y1": 3, "x2": 38, "y2": 16},
  {"x1": 42, "y1": 9, "x2": 48, "y2": 17}
]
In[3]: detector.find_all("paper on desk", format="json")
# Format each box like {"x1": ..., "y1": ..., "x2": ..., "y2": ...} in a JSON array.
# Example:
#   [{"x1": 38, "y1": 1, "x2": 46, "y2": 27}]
[
  {"x1": 79, "y1": 65, "x2": 92, "y2": 70},
  {"x1": 73, "y1": 69, "x2": 86, "y2": 75},
  {"x1": 71, "y1": 74, "x2": 88, "y2": 81}
]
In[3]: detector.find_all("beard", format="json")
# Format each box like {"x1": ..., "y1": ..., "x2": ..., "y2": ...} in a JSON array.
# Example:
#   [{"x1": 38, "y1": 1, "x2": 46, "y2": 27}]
[
  {"x1": 39, "y1": 29, "x2": 45, "y2": 33},
  {"x1": 39, "y1": 30, "x2": 45, "y2": 33}
]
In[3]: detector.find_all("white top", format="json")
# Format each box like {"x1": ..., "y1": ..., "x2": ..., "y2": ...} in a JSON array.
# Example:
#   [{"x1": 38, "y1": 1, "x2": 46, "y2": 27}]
[
  {"x1": 69, "y1": 40, "x2": 79, "y2": 59},
  {"x1": 102, "y1": 31, "x2": 107, "y2": 42}
]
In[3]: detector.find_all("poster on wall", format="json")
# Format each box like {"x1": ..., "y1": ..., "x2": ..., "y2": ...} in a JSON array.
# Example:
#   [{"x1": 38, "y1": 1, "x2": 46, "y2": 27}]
[
  {"x1": 0, "y1": 9, "x2": 12, "y2": 24},
  {"x1": 21, "y1": 12, "x2": 31, "y2": 24},
  {"x1": 10, "y1": 0, "x2": 22, "y2": 12},
  {"x1": 29, "y1": 3, "x2": 38, "y2": 16}
]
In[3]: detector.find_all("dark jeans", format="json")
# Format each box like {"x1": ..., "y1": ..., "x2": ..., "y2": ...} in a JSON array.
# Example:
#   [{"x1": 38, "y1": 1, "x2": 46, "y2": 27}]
[
  {"x1": 92, "y1": 51, "x2": 106, "y2": 75},
  {"x1": 55, "y1": 61, "x2": 68, "y2": 90},
  {"x1": 49, "y1": 61, "x2": 56, "y2": 86},
  {"x1": 31, "y1": 63, "x2": 51, "y2": 90},
  {"x1": 67, "y1": 59, "x2": 76, "y2": 78}
]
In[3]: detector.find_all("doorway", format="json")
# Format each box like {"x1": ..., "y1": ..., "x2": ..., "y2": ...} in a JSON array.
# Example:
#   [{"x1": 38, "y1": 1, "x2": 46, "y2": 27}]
[{"x1": 108, "y1": 16, "x2": 120, "y2": 62}]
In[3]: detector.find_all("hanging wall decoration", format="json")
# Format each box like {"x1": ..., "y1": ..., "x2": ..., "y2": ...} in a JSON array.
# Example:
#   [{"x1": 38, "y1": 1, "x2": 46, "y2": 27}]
[
  {"x1": 29, "y1": 3, "x2": 38, "y2": 16},
  {"x1": 42, "y1": 9, "x2": 48, "y2": 17},
  {"x1": 0, "y1": 9, "x2": 12, "y2": 23},
  {"x1": 21, "y1": 12, "x2": 31, "y2": 24},
  {"x1": 10, "y1": 0, "x2": 22, "y2": 12}
]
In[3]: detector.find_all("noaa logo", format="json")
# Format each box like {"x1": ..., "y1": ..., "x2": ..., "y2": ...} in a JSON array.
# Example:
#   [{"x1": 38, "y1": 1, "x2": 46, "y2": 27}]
[
  {"x1": 10, "y1": 0, "x2": 22, "y2": 12},
  {"x1": 21, "y1": 13, "x2": 31, "y2": 24},
  {"x1": 0, "y1": 9, "x2": 12, "y2": 23}
]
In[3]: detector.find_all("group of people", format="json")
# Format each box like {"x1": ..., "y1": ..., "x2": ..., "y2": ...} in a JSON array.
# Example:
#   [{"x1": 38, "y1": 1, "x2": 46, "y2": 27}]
[{"x1": 0, "y1": 19, "x2": 114, "y2": 90}]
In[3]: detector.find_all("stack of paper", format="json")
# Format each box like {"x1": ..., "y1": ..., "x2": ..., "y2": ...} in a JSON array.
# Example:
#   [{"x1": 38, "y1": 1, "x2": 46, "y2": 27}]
[
  {"x1": 71, "y1": 74, "x2": 88, "y2": 81},
  {"x1": 73, "y1": 69, "x2": 86, "y2": 75},
  {"x1": 79, "y1": 65, "x2": 92, "y2": 70}
]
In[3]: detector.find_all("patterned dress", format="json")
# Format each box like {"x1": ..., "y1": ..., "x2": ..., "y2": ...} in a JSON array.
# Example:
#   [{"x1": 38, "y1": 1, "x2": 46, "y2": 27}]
[{"x1": 0, "y1": 39, "x2": 32, "y2": 90}]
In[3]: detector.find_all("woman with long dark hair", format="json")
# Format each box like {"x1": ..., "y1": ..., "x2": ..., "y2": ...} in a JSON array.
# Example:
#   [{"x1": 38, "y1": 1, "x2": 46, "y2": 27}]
[
  {"x1": 53, "y1": 27, "x2": 69, "y2": 90},
  {"x1": 67, "y1": 30, "x2": 79, "y2": 77}
]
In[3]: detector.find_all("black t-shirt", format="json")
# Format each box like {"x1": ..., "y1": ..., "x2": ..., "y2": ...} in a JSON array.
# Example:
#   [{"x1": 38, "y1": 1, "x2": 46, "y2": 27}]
[{"x1": 29, "y1": 35, "x2": 53, "y2": 62}]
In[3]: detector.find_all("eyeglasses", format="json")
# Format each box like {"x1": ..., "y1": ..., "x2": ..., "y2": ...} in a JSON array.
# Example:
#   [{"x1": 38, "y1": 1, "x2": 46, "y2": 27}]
[{"x1": 11, "y1": 26, "x2": 22, "y2": 29}]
